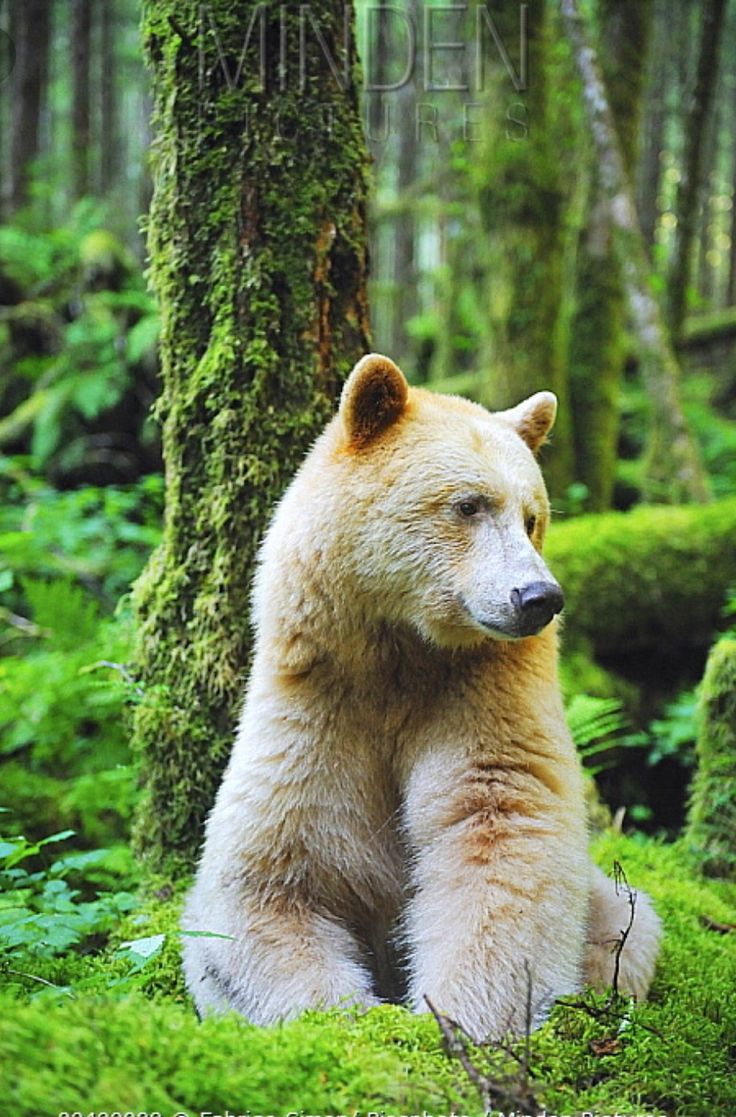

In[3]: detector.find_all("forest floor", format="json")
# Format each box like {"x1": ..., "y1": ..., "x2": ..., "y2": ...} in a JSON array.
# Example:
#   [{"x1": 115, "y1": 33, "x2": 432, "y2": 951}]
[{"x1": 1, "y1": 831, "x2": 735, "y2": 1117}]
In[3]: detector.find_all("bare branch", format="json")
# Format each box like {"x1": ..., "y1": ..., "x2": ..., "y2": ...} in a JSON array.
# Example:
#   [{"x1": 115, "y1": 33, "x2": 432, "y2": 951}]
[
  {"x1": 424, "y1": 993, "x2": 540, "y2": 1114},
  {"x1": 611, "y1": 859, "x2": 637, "y2": 1000}
]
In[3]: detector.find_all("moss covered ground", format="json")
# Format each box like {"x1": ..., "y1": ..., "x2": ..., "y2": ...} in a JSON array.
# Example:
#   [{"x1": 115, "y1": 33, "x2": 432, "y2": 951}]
[{"x1": 2, "y1": 831, "x2": 734, "y2": 1117}]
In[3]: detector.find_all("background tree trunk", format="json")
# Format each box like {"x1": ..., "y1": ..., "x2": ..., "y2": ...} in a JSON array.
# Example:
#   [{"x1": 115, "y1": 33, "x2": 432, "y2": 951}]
[
  {"x1": 636, "y1": 0, "x2": 668, "y2": 255},
  {"x1": 727, "y1": 76, "x2": 736, "y2": 307},
  {"x1": 568, "y1": 0, "x2": 652, "y2": 512},
  {"x1": 8, "y1": 0, "x2": 51, "y2": 213},
  {"x1": 100, "y1": 0, "x2": 119, "y2": 195},
  {"x1": 560, "y1": 0, "x2": 710, "y2": 505},
  {"x1": 71, "y1": 0, "x2": 92, "y2": 199},
  {"x1": 694, "y1": 89, "x2": 721, "y2": 308},
  {"x1": 686, "y1": 636, "x2": 736, "y2": 879},
  {"x1": 475, "y1": 0, "x2": 573, "y2": 500},
  {"x1": 668, "y1": 0, "x2": 727, "y2": 337},
  {"x1": 132, "y1": 0, "x2": 371, "y2": 872}
]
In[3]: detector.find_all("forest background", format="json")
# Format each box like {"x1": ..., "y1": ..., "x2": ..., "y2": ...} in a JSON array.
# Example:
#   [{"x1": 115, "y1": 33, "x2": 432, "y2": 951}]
[{"x1": 1, "y1": 1, "x2": 736, "y2": 1114}]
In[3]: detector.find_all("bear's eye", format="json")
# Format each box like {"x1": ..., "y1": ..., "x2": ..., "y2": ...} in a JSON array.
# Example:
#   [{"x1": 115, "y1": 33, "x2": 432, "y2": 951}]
[
  {"x1": 458, "y1": 499, "x2": 481, "y2": 518},
  {"x1": 525, "y1": 514, "x2": 537, "y2": 536}
]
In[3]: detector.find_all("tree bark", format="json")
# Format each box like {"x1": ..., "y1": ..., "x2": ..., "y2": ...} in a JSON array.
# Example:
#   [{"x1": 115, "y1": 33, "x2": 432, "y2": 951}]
[
  {"x1": 0, "y1": 0, "x2": 6, "y2": 219},
  {"x1": 132, "y1": 0, "x2": 371, "y2": 871},
  {"x1": 560, "y1": 0, "x2": 710, "y2": 505},
  {"x1": 71, "y1": 0, "x2": 92, "y2": 198},
  {"x1": 636, "y1": 0, "x2": 668, "y2": 254},
  {"x1": 392, "y1": 61, "x2": 417, "y2": 367},
  {"x1": 568, "y1": 0, "x2": 652, "y2": 512},
  {"x1": 476, "y1": 0, "x2": 573, "y2": 500},
  {"x1": 668, "y1": 0, "x2": 727, "y2": 337},
  {"x1": 686, "y1": 636, "x2": 736, "y2": 879},
  {"x1": 727, "y1": 77, "x2": 736, "y2": 307},
  {"x1": 100, "y1": 0, "x2": 119, "y2": 194},
  {"x1": 7, "y1": 0, "x2": 50, "y2": 213},
  {"x1": 695, "y1": 90, "x2": 721, "y2": 308}
]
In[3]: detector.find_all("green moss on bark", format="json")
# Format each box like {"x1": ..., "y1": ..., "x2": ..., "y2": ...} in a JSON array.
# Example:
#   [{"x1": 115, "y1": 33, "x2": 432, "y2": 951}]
[
  {"x1": 474, "y1": 0, "x2": 573, "y2": 499},
  {"x1": 133, "y1": 1, "x2": 371, "y2": 872},
  {"x1": 686, "y1": 637, "x2": 736, "y2": 878},
  {"x1": 568, "y1": 0, "x2": 651, "y2": 513},
  {"x1": 546, "y1": 498, "x2": 736, "y2": 656}
]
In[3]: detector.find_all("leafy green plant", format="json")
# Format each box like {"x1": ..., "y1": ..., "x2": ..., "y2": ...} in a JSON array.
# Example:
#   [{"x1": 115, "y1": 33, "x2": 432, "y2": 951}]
[
  {"x1": 646, "y1": 689, "x2": 699, "y2": 768},
  {"x1": 0, "y1": 825, "x2": 137, "y2": 964},
  {"x1": 0, "y1": 459, "x2": 162, "y2": 604},
  {"x1": 566, "y1": 693, "x2": 632, "y2": 773},
  {"x1": 0, "y1": 466, "x2": 160, "y2": 847},
  {"x1": 0, "y1": 205, "x2": 160, "y2": 485}
]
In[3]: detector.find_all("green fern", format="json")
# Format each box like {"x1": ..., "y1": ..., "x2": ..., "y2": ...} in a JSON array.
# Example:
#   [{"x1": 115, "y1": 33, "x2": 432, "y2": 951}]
[{"x1": 565, "y1": 694, "x2": 629, "y2": 760}]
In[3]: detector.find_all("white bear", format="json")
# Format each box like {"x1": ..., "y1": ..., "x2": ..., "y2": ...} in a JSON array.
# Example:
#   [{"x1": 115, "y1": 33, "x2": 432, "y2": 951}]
[{"x1": 182, "y1": 354, "x2": 661, "y2": 1037}]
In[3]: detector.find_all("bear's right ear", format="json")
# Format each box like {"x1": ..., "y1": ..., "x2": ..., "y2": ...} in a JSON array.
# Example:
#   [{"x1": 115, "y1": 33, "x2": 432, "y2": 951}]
[
  {"x1": 496, "y1": 391, "x2": 558, "y2": 455},
  {"x1": 340, "y1": 353, "x2": 409, "y2": 449}
]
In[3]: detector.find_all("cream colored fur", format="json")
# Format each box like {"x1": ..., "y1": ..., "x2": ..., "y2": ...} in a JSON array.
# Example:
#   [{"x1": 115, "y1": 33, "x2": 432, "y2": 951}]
[{"x1": 182, "y1": 354, "x2": 661, "y2": 1038}]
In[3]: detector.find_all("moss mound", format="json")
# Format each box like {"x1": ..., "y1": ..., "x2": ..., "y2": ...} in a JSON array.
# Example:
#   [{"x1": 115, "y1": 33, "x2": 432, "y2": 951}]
[
  {"x1": 2, "y1": 833, "x2": 735, "y2": 1117},
  {"x1": 546, "y1": 498, "x2": 736, "y2": 656}
]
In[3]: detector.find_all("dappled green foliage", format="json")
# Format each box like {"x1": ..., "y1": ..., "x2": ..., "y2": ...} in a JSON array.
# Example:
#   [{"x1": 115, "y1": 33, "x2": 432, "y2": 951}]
[
  {"x1": 0, "y1": 464, "x2": 161, "y2": 843},
  {"x1": 0, "y1": 203, "x2": 160, "y2": 485}
]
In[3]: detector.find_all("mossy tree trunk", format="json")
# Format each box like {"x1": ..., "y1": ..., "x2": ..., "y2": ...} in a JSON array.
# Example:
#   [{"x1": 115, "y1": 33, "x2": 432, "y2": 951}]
[
  {"x1": 475, "y1": 0, "x2": 573, "y2": 500},
  {"x1": 8, "y1": 0, "x2": 50, "y2": 213},
  {"x1": 561, "y1": 0, "x2": 710, "y2": 505},
  {"x1": 636, "y1": 0, "x2": 668, "y2": 255},
  {"x1": 71, "y1": 0, "x2": 92, "y2": 199},
  {"x1": 668, "y1": 0, "x2": 727, "y2": 337},
  {"x1": 133, "y1": 0, "x2": 370, "y2": 872},
  {"x1": 568, "y1": 0, "x2": 652, "y2": 512},
  {"x1": 686, "y1": 637, "x2": 736, "y2": 879}
]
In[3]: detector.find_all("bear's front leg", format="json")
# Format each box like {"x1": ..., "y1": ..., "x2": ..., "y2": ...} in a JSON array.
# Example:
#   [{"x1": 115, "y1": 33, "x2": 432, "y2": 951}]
[
  {"x1": 404, "y1": 754, "x2": 589, "y2": 1040},
  {"x1": 182, "y1": 880, "x2": 380, "y2": 1024}
]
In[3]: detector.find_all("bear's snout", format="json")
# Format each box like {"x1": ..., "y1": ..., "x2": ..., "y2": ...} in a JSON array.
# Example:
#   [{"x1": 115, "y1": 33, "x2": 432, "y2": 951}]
[{"x1": 510, "y1": 580, "x2": 564, "y2": 635}]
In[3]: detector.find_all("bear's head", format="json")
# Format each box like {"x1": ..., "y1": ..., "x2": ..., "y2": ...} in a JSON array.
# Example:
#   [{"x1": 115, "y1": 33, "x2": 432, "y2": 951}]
[{"x1": 332, "y1": 353, "x2": 564, "y2": 649}]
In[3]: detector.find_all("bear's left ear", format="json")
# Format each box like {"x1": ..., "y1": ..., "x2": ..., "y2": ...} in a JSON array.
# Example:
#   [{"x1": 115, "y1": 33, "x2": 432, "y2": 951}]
[
  {"x1": 497, "y1": 391, "x2": 557, "y2": 454},
  {"x1": 340, "y1": 353, "x2": 409, "y2": 449}
]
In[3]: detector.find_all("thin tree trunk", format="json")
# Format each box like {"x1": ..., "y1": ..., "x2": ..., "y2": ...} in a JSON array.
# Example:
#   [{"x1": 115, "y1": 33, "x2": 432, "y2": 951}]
[
  {"x1": 8, "y1": 0, "x2": 51, "y2": 213},
  {"x1": 71, "y1": 0, "x2": 92, "y2": 198},
  {"x1": 476, "y1": 0, "x2": 573, "y2": 499},
  {"x1": 393, "y1": 73, "x2": 417, "y2": 366},
  {"x1": 133, "y1": 0, "x2": 371, "y2": 871},
  {"x1": 366, "y1": 0, "x2": 393, "y2": 356},
  {"x1": 560, "y1": 0, "x2": 710, "y2": 505},
  {"x1": 568, "y1": 0, "x2": 652, "y2": 512},
  {"x1": 636, "y1": 0, "x2": 668, "y2": 254},
  {"x1": 100, "y1": 0, "x2": 119, "y2": 194},
  {"x1": 0, "y1": 0, "x2": 6, "y2": 220},
  {"x1": 695, "y1": 91, "x2": 721, "y2": 308},
  {"x1": 727, "y1": 79, "x2": 736, "y2": 307},
  {"x1": 668, "y1": 0, "x2": 727, "y2": 336}
]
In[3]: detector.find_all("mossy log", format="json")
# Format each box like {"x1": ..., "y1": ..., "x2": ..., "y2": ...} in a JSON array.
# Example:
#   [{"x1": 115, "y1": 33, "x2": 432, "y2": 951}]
[
  {"x1": 132, "y1": 1, "x2": 371, "y2": 872},
  {"x1": 546, "y1": 499, "x2": 736, "y2": 656},
  {"x1": 686, "y1": 637, "x2": 736, "y2": 877},
  {"x1": 677, "y1": 305, "x2": 736, "y2": 350}
]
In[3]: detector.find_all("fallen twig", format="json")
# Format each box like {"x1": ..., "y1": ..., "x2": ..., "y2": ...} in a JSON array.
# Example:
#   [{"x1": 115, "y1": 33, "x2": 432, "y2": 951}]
[{"x1": 424, "y1": 992, "x2": 540, "y2": 1114}]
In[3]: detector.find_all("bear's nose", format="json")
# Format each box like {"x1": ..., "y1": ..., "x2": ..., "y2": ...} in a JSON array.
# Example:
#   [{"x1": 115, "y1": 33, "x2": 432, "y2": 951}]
[{"x1": 510, "y1": 581, "x2": 565, "y2": 634}]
